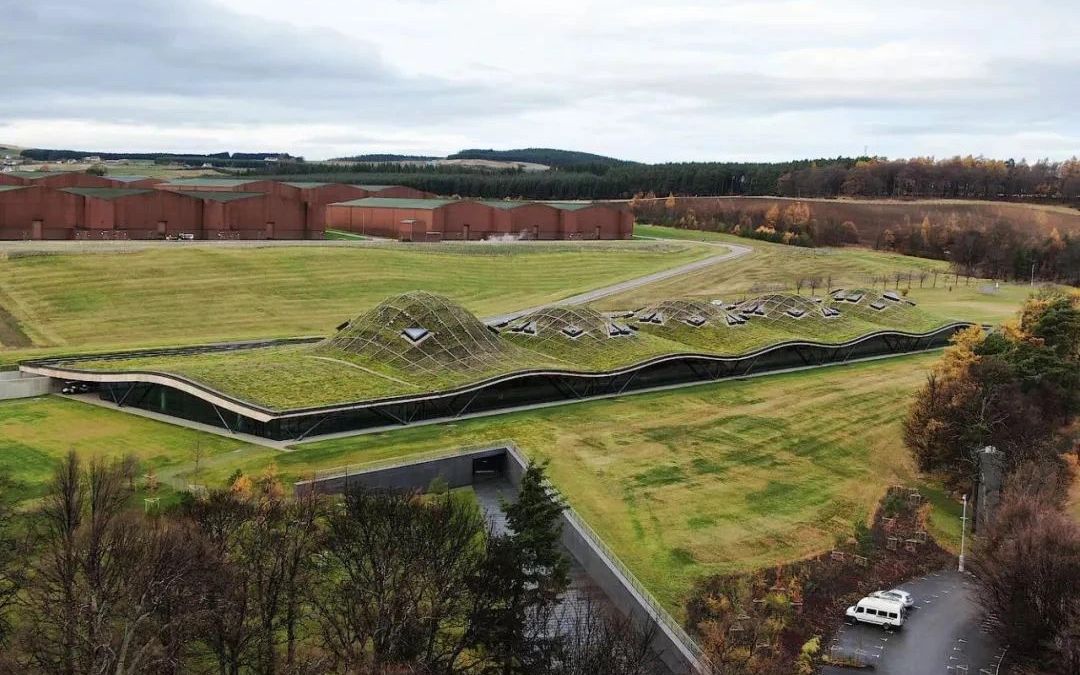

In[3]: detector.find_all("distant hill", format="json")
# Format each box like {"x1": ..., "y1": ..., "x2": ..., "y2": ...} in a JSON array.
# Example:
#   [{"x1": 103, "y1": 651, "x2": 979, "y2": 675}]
[
  {"x1": 447, "y1": 148, "x2": 631, "y2": 168},
  {"x1": 332, "y1": 154, "x2": 439, "y2": 162}
]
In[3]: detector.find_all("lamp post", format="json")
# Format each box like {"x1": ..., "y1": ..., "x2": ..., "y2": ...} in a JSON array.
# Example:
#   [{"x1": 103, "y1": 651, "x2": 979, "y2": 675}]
[{"x1": 959, "y1": 494, "x2": 968, "y2": 573}]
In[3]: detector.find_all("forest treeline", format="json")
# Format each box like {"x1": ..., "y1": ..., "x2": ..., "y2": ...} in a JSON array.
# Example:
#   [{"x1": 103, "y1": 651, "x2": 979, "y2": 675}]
[
  {"x1": 0, "y1": 461, "x2": 659, "y2": 674},
  {"x1": 256, "y1": 155, "x2": 1080, "y2": 202},
  {"x1": 633, "y1": 197, "x2": 1080, "y2": 285}
]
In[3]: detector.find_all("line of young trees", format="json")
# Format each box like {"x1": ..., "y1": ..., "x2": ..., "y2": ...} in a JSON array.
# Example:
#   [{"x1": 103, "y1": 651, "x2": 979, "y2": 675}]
[
  {"x1": 0, "y1": 459, "x2": 659, "y2": 675},
  {"x1": 902, "y1": 290, "x2": 1080, "y2": 672}
]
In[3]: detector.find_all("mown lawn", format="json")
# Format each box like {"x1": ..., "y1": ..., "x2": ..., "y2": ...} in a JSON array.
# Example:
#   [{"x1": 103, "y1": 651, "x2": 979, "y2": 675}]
[
  {"x1": 146, "y1": 352, "x2": 946, "y2": 615},
  {"x1": 0, "y1": 396, "x2": 264, "y2": 503},
  {"x1": 0, "y1": 354, "x2": 962, "y2": 615},
  {"x1": 625, "y1": 224, "x2": 1035, "y2": 325},
  {"x1": 0, "y1": 240, "x2": 710, "y2": 360}
]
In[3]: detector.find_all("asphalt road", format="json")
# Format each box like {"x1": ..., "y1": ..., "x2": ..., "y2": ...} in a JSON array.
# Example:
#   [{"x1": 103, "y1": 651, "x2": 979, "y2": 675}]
[
  {"x1": 482, "y1": 240, "x2": 753, "y2": 325},
  {"x1": 823, "y1": 570, "x2": 1008, "y2": 675}
]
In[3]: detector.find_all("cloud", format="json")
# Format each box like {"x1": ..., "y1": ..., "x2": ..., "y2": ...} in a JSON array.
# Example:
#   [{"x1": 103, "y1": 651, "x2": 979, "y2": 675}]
[{"x1": 1, "y1": 0, "x2": 1078, "y2": 161}]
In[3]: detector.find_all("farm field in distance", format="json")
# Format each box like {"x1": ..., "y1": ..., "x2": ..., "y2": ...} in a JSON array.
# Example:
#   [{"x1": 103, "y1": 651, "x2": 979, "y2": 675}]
[
  {"x1": 0, "y1": 240, "x2": 711, "y2": 363},
  {"x1": 625, "y1": 223, "x2": 1038, "y2": 324}
]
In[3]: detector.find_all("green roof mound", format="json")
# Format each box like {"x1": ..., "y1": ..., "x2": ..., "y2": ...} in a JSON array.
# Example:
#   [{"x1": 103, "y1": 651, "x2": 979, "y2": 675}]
[
  {"x1": 316, "y1": 291, "x2": 508, "y2": 374},
  {"x1": 499, "y1": 305, "x2": 680, "y2": 369}
]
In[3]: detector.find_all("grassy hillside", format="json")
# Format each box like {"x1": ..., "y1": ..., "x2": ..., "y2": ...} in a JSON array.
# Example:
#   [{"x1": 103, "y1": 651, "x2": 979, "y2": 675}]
[
  {"x1": 447, "y1": 148, "x2": 630, "y2": 168},
  {"x1": 0, "y1": 354, "x2": 956, "y2": 615},
  {"x1": 0, "y1": 240, "x2": 709, "y2": 361},
  {"x1": 625, "y1": 224, "x2": 1037, "y2": 324}
]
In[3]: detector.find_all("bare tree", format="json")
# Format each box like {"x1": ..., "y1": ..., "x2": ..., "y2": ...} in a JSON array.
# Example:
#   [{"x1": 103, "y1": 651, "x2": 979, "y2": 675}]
[
  {"x1": 20, "y1": 453, "x2": 205, "y2": 675},
  {"x1": 972, "y1": 472, "x2": 1080, "y2": 673},
  {"x1": 553, "y1": 599, "x2": 661, "y2": 675}
]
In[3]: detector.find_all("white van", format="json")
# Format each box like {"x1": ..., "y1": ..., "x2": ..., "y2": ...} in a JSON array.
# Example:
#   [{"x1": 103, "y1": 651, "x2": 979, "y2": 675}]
[{"x1": 845, "y1": 596, "x2": 906, "y2": 629}]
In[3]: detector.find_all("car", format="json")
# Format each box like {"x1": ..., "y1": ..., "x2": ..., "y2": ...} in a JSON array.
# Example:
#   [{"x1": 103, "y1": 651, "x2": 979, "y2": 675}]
[
  {"x1": 59, "y1": 381, "x2": 91, "y2": 395},
  {"x1": 871, "y1": 589, "x2": 914, "y2": 608},
  {"x1": 845, "y1": 596, "x2": 906, "y2": 629}
]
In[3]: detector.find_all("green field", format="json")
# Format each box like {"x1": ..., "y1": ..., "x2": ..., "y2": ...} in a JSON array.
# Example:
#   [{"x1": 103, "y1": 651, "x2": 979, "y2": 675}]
[
  {"x1": 0, "y1": 396, "x2": 263, "y2": 503},
  {"x1": 626, "y1": 224, "x2": 1036, "y2": 325},
  {"x1": 0, "y1": 240, "x2": 710, "y2": 362},
  {"x1": 0, "y1": 352, "x2": 962, "y2": 613}
]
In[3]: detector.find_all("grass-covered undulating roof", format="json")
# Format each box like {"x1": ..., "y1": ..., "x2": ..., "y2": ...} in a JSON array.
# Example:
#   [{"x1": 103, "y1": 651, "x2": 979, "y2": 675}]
[
  {"x1": 0, "y1": 185, "x2": 26, "y2": 193},
  {"x1": 56, "y1": 289, "x2": 955, "y2": 411}
]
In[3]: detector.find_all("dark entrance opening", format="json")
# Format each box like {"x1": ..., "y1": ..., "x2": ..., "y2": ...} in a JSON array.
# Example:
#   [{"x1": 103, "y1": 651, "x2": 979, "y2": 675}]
[{"x1": 472, "y1": 454, "x2": 505, "y2": 479}]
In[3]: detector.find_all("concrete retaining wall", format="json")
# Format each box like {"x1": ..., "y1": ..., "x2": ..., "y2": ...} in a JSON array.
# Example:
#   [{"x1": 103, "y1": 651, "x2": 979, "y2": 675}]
[
  {"x1": 294, "y1": 443, "x2": 703, "y2": 674},
  {"x1": 0, "y1": 371, "x2": 52, "y2": 400}
]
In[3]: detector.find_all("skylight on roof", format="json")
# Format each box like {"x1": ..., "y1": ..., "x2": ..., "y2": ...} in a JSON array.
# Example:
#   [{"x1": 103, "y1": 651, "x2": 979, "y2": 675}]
[
  {"x1": 401, "y1": 327, "x2": 431, "y2": 345},
  {"x1": 684, "y1": 315, "x2": 707, "y2": 327},
  {"x1": 822, "y1": 307, "x2": 841, "y2": 318},
  {"x1": 883, "y1": 291, "x2": 902, "y2": 302},
  {"x1": 869, "y1": 300, "x2": 888, "y2": 310},
  {"x1": 561, "y1": 325, "x2": 585, "y2": 339},
  {"x1": 607, "y1": 323, "x2": 632, "y2": 337},
  {"x1": 846, "y1": 292, "x2": 865, "y2": 303},
  {"x1": 786, "y1": 308, "x2": 807, "y2": 319}
]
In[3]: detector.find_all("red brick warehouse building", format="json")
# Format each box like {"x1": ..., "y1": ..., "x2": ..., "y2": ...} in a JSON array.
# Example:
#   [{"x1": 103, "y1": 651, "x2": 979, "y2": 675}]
[
  {"x1": 325, "y1": 198, "x2": 634, "y2": 240},
  {"x1": 0, "y1": 185, "x2": 314, "y2": 240}
]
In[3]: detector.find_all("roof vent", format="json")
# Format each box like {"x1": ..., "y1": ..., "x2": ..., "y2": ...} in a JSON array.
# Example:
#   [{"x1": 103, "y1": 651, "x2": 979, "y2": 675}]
[{"x1": 401, "y1": 327, "x2": 431, "y2": 345}]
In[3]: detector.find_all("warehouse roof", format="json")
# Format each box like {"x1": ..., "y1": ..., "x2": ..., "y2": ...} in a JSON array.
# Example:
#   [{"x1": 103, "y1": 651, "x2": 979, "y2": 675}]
[
  {"x1": 282, "y1": 181, "x2": 331, "y2": 188},
  {"x1": 355, "y1": 184, "x2": 397, "y2": 191},
  {"x1": 168, "y1": 190, "x2": 265, "y2": 202},
  {"x1": 61, "y1": 187, "x2": 155, "y2": 200},
  {"x1": 331, "y1": 197, "x2": 456, "y2": 209},
  {"x1": 330, "y1": 197, "x2": 625, "y2": 211},
  {"x1": 103, "y1": 175, "x2": 157, "y2": 184},
  {"x1": 161, "y1": 178, "x2": 259, "y2": 188},
  {"x1": 5, "y1": 171, "x2": 74, "y2": 180}
]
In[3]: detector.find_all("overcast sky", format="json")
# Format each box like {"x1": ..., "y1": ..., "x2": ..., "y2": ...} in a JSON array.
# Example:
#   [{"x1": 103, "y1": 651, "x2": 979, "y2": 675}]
[{"x1": 2, "y1": 0, "x2": 1077, "y2": 162}]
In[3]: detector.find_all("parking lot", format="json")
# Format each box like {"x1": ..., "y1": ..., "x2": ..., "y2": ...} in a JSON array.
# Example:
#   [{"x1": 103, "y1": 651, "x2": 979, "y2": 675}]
[{"x1": 823, "y1": 570, "x2": 1009, "y2": 674}]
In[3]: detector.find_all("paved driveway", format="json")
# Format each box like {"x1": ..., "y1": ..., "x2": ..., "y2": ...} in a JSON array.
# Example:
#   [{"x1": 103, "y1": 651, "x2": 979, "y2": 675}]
[{"x1": 822, "y1": 570, "x2": 1008, "y2": 674}]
